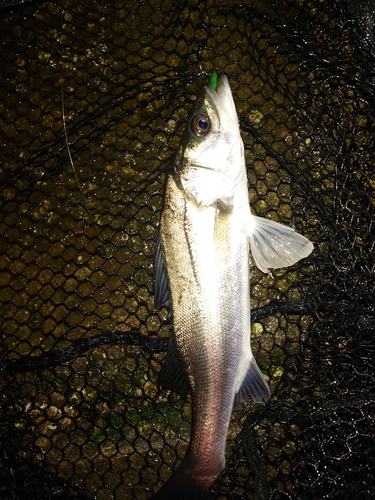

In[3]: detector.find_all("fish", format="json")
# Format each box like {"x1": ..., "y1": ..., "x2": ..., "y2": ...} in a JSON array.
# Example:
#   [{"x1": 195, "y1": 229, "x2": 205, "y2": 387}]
[{"x1": 152, "y1": 73, "x2": 313, "y2": 499}]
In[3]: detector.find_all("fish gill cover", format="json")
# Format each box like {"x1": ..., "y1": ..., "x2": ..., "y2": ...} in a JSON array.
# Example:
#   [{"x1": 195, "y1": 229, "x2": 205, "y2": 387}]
[{"x1": 0, "y1": 1, "x2": 374, "y2": 499}]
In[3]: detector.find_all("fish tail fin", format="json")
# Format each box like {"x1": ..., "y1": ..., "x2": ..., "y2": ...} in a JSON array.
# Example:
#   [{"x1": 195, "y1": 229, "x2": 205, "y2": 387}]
[
  {"x1": 151, "y1": 467, "x2": 211, "y2": 500},
  {"x1": 248, "y1": 215, "x2": 313, "y2": 273},
  {"x1": 234, "y1": 357, "x2": 271, "y2": 406}
]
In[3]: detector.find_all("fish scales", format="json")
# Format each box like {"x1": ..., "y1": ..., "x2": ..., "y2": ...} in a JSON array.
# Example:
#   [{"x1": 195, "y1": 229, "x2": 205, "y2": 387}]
[
  {"x1": 161, "y1": 173, "x2": 250, "y2": 479},
  {"x1": 152, "y1": 74, "x2": 313, "y2": 499}
]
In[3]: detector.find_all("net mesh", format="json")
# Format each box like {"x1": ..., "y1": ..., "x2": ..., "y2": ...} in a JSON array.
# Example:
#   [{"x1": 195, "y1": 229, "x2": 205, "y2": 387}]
[{"x1": 0, "y1": 1, "x2": 374, "y2": 499}]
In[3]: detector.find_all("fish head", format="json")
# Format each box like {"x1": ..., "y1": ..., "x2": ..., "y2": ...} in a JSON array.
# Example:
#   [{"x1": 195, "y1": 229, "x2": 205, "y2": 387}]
[{"x1": 174, "y1": 74, "x2": 246, "y2": 209}]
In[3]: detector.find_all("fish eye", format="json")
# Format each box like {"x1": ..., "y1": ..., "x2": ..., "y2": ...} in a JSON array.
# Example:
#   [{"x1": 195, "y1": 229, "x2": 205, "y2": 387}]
[{"x1": 190, "y1": 114, "x2": 210, "y2": 135}]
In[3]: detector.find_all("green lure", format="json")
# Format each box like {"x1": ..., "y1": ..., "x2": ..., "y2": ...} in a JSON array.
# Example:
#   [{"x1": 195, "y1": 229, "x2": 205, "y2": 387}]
[{"x1": 209, "y1": 72, "x2": 218, "y2": 90}]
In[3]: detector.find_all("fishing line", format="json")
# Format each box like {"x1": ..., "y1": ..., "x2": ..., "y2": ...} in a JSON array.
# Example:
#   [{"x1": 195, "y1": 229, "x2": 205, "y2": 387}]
[{"x1": 58, "y1": 4, "x2": 155, "y2": 318}]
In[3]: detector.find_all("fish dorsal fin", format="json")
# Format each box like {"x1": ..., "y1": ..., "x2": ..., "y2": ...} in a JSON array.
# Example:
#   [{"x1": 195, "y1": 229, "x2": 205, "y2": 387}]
[
  {"x1": 153, "y1": 232, "x2": 170, "y2": 308},
  {"x1": 248, "y1": 215, "x2": 314, "y2": 274},
  {"x1": 159, "y1": 329, "x2": 191, "y2": 398},
  {"x1": 154, "y1": 232, "x2": 190, "y2": 396},
  {"x1": 234, "y1": 356, "x2": 271, "y2": 407}
]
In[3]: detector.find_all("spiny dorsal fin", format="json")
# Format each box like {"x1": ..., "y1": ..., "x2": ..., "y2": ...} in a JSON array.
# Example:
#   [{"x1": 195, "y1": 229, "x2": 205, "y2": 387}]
[{"x1": 154, "y1": 232, "x2": 170, "y2": 308}]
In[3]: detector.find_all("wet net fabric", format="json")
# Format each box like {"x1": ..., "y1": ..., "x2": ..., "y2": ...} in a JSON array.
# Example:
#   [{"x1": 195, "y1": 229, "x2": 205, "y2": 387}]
[{"x1": 0, "y1": 1, "x2": 374, "y2": 499}]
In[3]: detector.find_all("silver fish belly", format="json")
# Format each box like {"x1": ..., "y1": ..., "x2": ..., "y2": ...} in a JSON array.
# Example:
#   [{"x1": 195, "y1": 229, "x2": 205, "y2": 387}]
[
  {"x1": 160, "y1": 171, "x2": 264, "y2": 479},
  {"x1": 152, "y1": 74, "x2": 313, "y2": 499}
]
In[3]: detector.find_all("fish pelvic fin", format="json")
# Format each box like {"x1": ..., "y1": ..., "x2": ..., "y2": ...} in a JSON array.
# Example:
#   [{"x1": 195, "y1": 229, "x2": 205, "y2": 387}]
[
  {"x1": 248, "y1": 215, "x2": 313, "y2": 273},
  {"x1": 234, "y1": 356, "x2": 271, "y2": 407}
]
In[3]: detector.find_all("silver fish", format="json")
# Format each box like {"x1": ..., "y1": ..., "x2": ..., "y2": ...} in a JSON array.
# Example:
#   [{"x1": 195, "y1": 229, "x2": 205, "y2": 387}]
[{"x1": 153, "y1": 74, "x2": 313, "y2": 499}]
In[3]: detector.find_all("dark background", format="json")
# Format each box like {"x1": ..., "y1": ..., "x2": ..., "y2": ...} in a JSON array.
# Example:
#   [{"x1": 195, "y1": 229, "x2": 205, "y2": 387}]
[{"x1": 0, "y1": 1, "x2": 374, "y2": 498}]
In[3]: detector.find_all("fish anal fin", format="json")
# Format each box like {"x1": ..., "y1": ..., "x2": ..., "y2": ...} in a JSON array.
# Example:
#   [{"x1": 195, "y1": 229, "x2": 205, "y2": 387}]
[
  {"x1": 234, "y1": 357, "x2": 271, "y2": 407},
  {"x1": 248, "y1": 215, "x2": 313, "y2": 273}
]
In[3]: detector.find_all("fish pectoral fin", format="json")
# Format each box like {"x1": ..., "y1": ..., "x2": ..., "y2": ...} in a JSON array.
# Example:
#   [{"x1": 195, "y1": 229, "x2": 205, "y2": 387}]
[
  {"x1": 153, "y1": 232, "x2": 171, "y2": 308},
  {"x1": 159, "y1": 330, "x2": 191, "y2": 398},
  {"x1": 234, "y1": 357, "x2": 271, "y2": 407},
  {"x1": 248, "y1": 215, "x2": 314, "y2": 273}
]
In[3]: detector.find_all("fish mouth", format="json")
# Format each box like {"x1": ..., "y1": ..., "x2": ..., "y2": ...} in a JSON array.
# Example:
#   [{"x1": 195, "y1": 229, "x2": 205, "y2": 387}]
[{"x1": 205, "y1": 74, "x2": 238, "y2": 127}]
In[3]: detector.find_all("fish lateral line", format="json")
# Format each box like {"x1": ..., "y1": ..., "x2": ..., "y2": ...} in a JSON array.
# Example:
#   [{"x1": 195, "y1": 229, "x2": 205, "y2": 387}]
[{"x1": 152, "y1": 72, "x2": 314, "y2": 499}]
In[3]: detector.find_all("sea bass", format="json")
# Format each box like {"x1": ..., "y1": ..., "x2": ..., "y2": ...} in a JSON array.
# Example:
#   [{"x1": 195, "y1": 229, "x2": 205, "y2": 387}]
[{"x1": 152, "y1": 74, "x2": 313, "y2": 499}]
